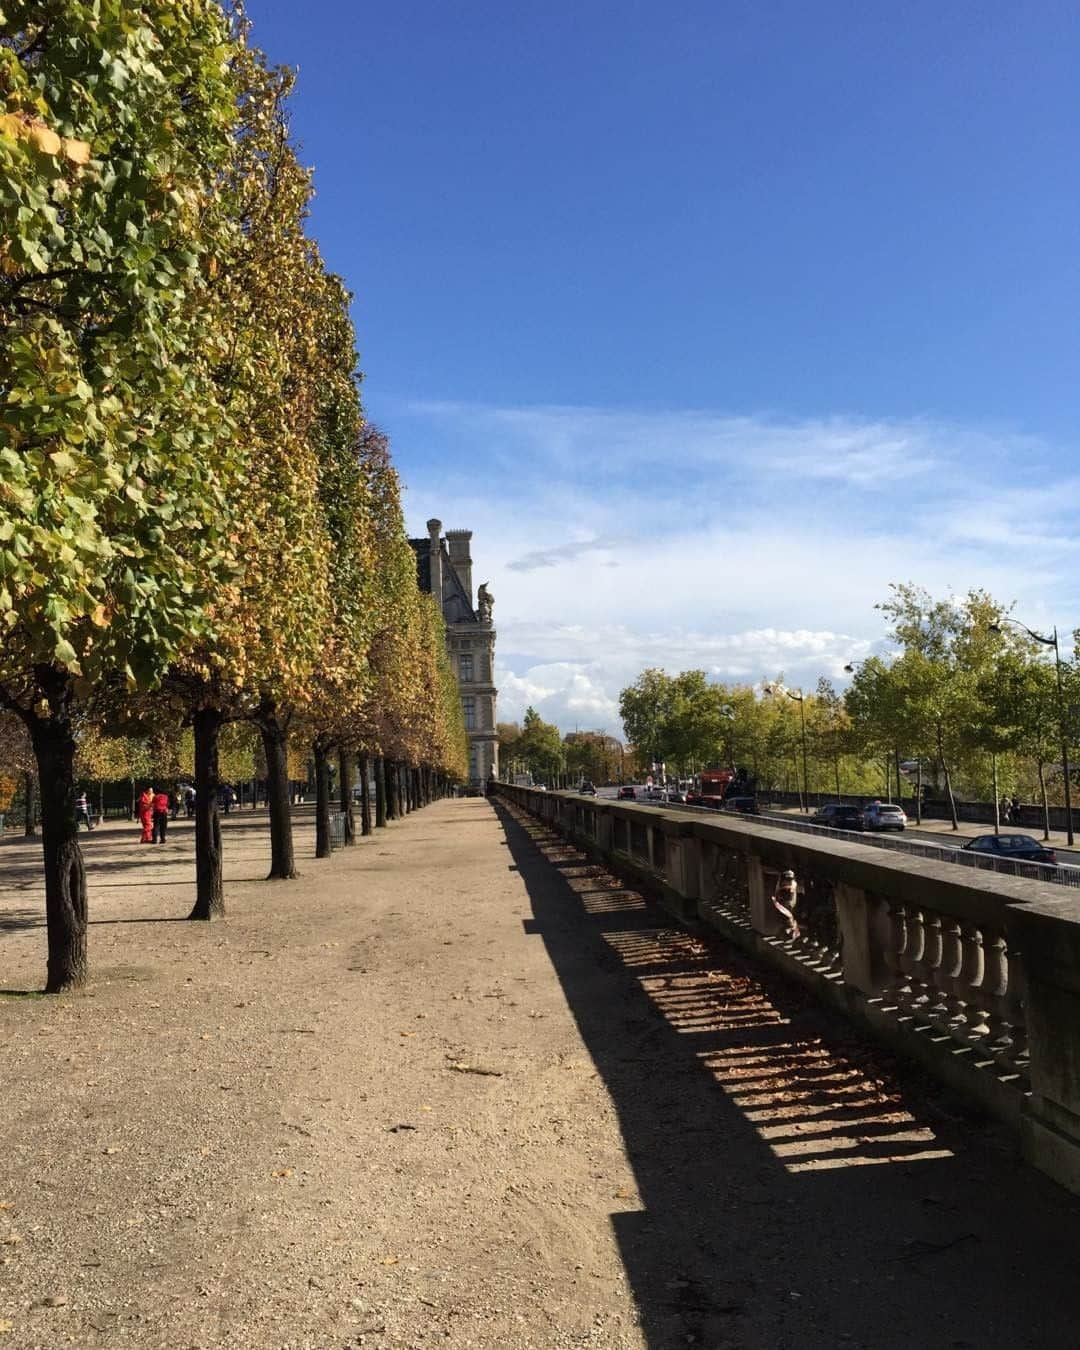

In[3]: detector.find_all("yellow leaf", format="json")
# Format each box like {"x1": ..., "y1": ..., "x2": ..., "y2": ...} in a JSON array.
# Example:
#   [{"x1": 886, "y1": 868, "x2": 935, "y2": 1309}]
[
  {"x1": 62, "y1": 137, "x2": 91, "y2": 165},
  {"x1": 28, "y1": 122, "x2": 61, "y2": 156},
  {"x1": 273, "y1": 1167, "x2": 294, "y2": 1179},
  {"x1": 378, "y1": 1256, "x2": 399, "y2": 1266}
]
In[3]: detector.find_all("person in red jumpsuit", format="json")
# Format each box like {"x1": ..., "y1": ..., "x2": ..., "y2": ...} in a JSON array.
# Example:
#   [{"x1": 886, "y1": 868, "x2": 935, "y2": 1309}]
[
  {"x1": 138, "y1": 787, "x2": 154, "y2": 843},
  {"x1": 152, "y1": 787, "x2": 170, "y2": 844}
]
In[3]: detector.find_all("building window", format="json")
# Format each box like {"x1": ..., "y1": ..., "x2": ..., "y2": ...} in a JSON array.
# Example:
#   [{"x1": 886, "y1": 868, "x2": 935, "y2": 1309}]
[
  {"x1": 459, "y1": 653, "x2": 474, "y2": 682},
  {"x1": 463, "y1": 696, "x2": 476, "y2": 731}
]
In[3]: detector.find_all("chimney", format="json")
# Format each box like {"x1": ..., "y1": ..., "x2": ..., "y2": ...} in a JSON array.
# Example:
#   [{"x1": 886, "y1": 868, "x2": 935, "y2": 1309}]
[
  {"x1": 445, "y1": 529, "x2": 473, "y2": 607},
  {"x1": 426, "y1": 518, "x2": 443, "y2": 612}
]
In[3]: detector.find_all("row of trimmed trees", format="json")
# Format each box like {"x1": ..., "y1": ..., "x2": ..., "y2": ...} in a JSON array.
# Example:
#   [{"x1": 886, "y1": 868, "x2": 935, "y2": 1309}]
[{"x1": 0, "y1": 4, "x2": 468, "y2": 991}]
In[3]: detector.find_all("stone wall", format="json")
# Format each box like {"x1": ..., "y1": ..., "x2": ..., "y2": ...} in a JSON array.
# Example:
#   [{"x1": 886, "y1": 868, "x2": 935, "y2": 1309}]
[{"x1": 496, "y1": 784, "x2": 1080, "y2": 1196}]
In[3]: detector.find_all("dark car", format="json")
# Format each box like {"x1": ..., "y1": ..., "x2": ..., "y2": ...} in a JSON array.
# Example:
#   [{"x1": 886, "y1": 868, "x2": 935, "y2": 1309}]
[
  {"x1": 962, "y1": 834, "x2": 1057, "y2": 867},
  {"x1": 812, "y1": 803, "x2": 865, "y2": 831},
  {"x1": 617, "y1": 786, "x2": 636, "y2": 800},
  {"x1": 722, "y1": 796, "x2": 759, "y2": 815},
  {"x1": 578, "y1": 781, "x2": 597, "y2": 796}
]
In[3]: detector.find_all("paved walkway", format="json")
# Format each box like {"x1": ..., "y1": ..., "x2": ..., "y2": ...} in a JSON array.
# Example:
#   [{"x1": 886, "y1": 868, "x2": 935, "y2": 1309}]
[{"x1": 2, "y1": 799, "x2": 1080, "y2": 1348}]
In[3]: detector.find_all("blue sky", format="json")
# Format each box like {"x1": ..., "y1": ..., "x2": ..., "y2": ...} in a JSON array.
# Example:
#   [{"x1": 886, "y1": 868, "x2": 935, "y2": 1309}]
[{"x1": 250, "y1": 1, "x2": 1080, "y2": 731}]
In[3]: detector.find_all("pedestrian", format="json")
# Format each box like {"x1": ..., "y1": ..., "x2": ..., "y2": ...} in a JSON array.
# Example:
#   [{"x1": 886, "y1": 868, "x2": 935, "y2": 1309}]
[
  {"x1": 152, "y1": 786, "x2": 170, "y2": 843},
  {"x1": 771, "y1": 868, "x2": 800, "y2": 938},
  {"x1": 1011, "y1": 795, "x2": 1021, "y2": 825},
  {"x1": 138, "y1": 786, "x2": 154, "y2": 843},
  {"x1": 218, "y1": 783, "x2": 234, "y2": 815},
  {"x1": 170, "y1": 787, "x2": 182, "y2": 820},
  {"x1": 184, "y1": 785, "x2": 196, "y2": 818},
  {"x1": 1000, "y1": 794, "x2": 1011, "y2": 825},
  {"x1": 75, "y1": 788, "x2": 93, "y2": 832}
]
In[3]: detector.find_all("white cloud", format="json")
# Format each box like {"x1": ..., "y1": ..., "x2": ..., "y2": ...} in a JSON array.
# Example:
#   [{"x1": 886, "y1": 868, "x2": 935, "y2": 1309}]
[{"x1": 388, "y1": 399, "x2": 1080, "y2": 736}]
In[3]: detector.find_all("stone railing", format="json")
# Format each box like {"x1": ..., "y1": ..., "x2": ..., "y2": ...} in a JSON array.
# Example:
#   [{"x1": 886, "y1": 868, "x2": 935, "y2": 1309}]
[{"x1": 496, "y1": 785, "x2": 1080, "y2": 1195}]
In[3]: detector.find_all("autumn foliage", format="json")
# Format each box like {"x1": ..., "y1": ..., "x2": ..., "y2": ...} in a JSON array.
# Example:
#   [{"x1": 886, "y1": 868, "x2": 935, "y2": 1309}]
[{"x1": 0, "y1": 5, "x2": 469, "y2": 989}]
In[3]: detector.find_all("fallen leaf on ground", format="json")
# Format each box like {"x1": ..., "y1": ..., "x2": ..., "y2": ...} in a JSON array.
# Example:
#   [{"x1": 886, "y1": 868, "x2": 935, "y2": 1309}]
[
  {"x1": 41, "y1": 1295, "x2": 66, "y2": 1308},
  {"x1": 378, "y1": 1256, "x2": 399, "y2": 1266},
  {"x1": 446, "y1": 1062, "x2": 503, "y2": 1077},
  {"x1": 274, "y1": 1168, "x2": 294, "y2": 1179}
]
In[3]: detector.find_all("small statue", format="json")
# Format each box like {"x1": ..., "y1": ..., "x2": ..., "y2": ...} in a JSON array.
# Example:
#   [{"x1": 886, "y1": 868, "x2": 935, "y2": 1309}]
[{"x1": 477, "y1": 583, "x2": 494, "y2": 623}]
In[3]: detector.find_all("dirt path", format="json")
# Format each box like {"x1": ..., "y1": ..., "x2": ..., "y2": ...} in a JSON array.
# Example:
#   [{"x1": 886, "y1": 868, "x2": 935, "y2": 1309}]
[{"x1": 2, "y1": 797, "x2": 1080, "y2": 1349}]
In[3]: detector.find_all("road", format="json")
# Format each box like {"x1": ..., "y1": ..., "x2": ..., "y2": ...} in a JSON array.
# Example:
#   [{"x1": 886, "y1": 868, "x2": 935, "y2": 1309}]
[{"x1": 593, "y1": 784, "x2": 1080, "y2": 871}]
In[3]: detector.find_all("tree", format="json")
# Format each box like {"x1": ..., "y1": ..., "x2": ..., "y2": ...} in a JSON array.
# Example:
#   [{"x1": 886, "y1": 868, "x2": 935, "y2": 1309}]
[
  {"x1": 0, "y1": 1, "x2": 244, "y2": 989},
  {"x1": 516, "y1": 708, "x2": 564, "y2": 782},
  {"x1": 618, "y1": 670, "x2": 675, "y2": 771}
]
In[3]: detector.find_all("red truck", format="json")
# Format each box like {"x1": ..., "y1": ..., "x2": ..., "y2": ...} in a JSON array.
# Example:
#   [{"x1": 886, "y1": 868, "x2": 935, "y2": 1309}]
[{"x1": 686, "y1": 768, "x2": 735, "y2": 809}]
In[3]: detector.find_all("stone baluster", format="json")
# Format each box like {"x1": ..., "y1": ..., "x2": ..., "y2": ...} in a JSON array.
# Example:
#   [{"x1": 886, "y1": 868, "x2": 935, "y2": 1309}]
[
  {"x1": 936, "y1": 916, "x2": 967, "y2": 1031},
  {"x1": 878, "y1": 899, "x2": 909, "y2": 1008},
  {"x1": 898, "y1": 905, "x2": 927, "y2": 1017},
  {"x1": 917, "y1": 911, "x2": 944, "y2": 1021}
]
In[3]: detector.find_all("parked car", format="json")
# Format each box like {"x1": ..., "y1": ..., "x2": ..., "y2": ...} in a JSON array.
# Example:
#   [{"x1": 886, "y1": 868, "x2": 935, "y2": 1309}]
[
  {"x1": 662, "y1": 790, "x2": 687, "y2": 804},
  {"x1": 722, "y1": 796, "x2": 759, "y2": 815},
  {"x1": 962, "y1": 834, "x2": 1057, "y2": 866},
  {"x1": 617, "y1": 786, "x2": 636, "y2": 800},
  {"x1": 578, "y1": 781, "x2": 597, "y2": 796},
  {"x1": 812, "y1": 803, "x2": 865, "y2": 831},
  {"x1": 862, "y1": 802, "x2": 907, "y2": 832}
]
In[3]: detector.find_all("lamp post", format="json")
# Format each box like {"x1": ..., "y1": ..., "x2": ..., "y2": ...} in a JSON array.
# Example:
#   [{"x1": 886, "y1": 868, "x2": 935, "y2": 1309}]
[
  {"x1": 764, "y1": 683, "x2": 809, "y2": 813},
  {"x1": 989, "y1": 618, "x2": 1073, "y2": 846}
]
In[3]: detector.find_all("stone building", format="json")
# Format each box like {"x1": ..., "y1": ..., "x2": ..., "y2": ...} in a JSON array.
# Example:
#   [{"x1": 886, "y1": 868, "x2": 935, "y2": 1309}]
[{"x1": 410, "y1": 520, "x2": 498, "y2": 785}]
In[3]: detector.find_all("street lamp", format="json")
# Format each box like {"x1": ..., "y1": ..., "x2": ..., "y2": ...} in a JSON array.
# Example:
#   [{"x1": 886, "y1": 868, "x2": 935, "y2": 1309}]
[
  {"x1": 989, "y1": 618, "x2": 1073, "y2": 846},
  {"x1": 764, "y1": 682, "x2": 809, "y2": 813}
]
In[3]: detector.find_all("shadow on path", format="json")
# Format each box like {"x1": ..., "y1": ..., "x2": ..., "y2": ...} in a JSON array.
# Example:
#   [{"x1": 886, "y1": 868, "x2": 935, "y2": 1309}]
[{"x1": 493, "y1": 799, "x2": 1080, "y2": 1350}]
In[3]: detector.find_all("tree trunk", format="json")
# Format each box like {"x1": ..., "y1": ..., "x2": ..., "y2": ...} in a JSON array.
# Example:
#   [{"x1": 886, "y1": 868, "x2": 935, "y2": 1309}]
[
  {"x1": 261, "y1": 716, "x2": 297, "y2": 879},
  {"x1": 834, "y1": 755, "x2": 841, "y2": 801},
  {"x1": 338, "y1": 747, "x2": 355, "y2": 845},
  {"x1": 27, "y1": 696, "x2": 87, "y2": 992},
  {"x1": 937, "y1": 726, "x2": 959, "y2": 830},
  {"x1": 314, "y1": 739, "x2": 333, "y2": 859},
  {"x1": 385, "y1": 757, "x2": 398, "y2": 820},
  {"x1": 992, "y1": 754, "x2": 1000, "y2": 836},
  {"x1": 190, "y1": 707, "x2": 224, "y2": 920},
  {"x1": 375, "y1": 754, "x2": 387, "y2": 827},
  {"x1": 359, "y1": 753, "x2": 372, "y2": 835},
  {"x1": 1038, "y1": 760, "x2": 1050, "y2": 840},
  {"x1": 23, "y1": 768, "x2": 36, "y2": 836}
]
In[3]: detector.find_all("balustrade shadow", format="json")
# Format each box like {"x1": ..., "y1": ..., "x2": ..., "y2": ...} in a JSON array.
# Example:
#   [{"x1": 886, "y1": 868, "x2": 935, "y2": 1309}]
[{"x1": 492, "y1": 799, "x2": 1080, "y2": 1349}]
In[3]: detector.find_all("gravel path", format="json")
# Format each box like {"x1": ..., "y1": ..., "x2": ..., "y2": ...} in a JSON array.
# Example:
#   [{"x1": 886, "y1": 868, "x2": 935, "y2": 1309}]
[{"x1": 1, "y1": 797, "x2": 1080, "y2": 1349}]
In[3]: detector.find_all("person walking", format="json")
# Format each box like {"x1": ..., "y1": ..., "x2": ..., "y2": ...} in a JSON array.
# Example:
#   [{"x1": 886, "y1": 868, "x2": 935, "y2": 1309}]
[
  {"x1": 184, "y1": 785, "x2": 196, "y2": 818},
  {"x1": 138, "y1": 786, "x2": 154, "y2": 843},
  {"x1": 75, "y1": 789, "x2": 93, "y2": 832},
  {"x1": 152, "y1": 787, "x2": 170, "y2": 844},
  {"x1": 1000, "y1": 794, "x2": 1012, "y2": 825},
  {"x1": 1011, "y1": 795, "x2": 1022, "y2": 826}
]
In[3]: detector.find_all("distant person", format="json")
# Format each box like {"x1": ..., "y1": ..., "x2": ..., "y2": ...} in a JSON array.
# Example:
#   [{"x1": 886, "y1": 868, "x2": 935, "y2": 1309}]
[
  {"x1": 152, "y1": 787, "x2": 170, "y2": 843},
  {"x1": 1011, "y1": 795, "x2": 1021, "y2": 825},
  {"x1": 138, "y1": 786, "x2": 154, "y2": 843},
  {"x1": 75, "y1": 789, "x2": 93, "y2": 832},
  {"x1": 771, "y1": 868, "x2": 800, "y2": 939},
  {"x1": 1000, "y1": 795, "x2": 1012, "y2": 825},
  {"x1": 184, "y1": 785, "x2": 196, "y2": 818}
]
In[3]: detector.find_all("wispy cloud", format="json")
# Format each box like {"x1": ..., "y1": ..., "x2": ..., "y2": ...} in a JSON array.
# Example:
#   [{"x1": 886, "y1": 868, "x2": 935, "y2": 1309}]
[{"x1": 507, "y1": 534, "x2": 626, "y2": 572}]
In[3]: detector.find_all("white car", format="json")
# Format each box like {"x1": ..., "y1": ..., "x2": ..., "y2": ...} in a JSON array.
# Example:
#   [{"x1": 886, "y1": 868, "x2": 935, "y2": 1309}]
[{"x1": 862, "y1": 801, "x2": 907, "y2": 832}]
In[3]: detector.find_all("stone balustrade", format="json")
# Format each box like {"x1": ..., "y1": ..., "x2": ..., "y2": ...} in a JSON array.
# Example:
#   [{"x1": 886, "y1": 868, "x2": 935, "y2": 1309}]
[{"x1": 497, "y1": 784, "x2": 1080, "y2": 1194}]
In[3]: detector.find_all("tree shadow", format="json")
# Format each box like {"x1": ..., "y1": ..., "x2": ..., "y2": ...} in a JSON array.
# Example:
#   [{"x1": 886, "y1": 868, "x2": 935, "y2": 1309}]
[{"x1": 492, "y1": 799, "x2": 1080, "y2": 1349}]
